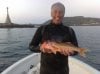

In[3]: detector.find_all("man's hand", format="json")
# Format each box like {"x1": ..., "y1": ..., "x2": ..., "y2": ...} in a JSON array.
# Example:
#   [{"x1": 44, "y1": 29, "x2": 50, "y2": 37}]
[{"x1": 60, "y1": 48, "x2": 74, "y2": 56}]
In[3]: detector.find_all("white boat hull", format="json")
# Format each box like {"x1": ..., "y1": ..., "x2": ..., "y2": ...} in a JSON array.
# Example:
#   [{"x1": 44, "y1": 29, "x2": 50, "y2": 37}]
[{"x1": 1, "y1": 53, "x2": 100, "y2": 74}]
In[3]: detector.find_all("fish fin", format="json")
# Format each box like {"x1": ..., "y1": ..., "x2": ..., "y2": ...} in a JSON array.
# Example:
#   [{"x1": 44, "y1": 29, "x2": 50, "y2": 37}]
[
  {"x1": 79, "y1": 48, "x2": 87, "y2": 57},
  {"x1": 52, "y1": 48, "x2": 57, "y2": 54}
]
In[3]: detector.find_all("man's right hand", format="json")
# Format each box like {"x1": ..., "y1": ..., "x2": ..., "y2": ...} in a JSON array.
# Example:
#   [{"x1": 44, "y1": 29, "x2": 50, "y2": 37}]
[{"x1": 59, "y1": 48, "x2": 74, "y2": 56}]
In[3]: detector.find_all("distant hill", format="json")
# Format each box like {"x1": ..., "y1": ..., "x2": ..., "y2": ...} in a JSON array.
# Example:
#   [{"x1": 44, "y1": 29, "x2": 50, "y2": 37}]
[
  {"x1": 43, "y1": 16, "x2": 100, "y2": 26},
  {"x1": 1, "y1": 16, "x2": 100, "y2": 28}
]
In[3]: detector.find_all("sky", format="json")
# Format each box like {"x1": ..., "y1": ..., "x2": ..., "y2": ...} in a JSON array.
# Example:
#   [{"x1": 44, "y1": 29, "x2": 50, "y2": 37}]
[{"x1": 0, "y1": 0, "x2": 100, "y2": 24}]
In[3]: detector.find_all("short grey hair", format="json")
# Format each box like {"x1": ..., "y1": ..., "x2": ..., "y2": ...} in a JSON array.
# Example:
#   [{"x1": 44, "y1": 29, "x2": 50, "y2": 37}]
[{"x1": 51, "y1": 2, "x2": 65, "y2": 15}]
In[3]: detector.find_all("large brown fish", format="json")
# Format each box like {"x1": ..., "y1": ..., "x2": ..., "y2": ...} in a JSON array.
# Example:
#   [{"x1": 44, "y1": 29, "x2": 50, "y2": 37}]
[{"x1": 49, "y1": 42, "x2": 88, "y2": 57}]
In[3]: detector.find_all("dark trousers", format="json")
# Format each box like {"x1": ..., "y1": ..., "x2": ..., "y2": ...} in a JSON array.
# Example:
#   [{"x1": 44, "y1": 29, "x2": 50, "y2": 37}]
[{"x1": 40, "y1": 66, "x2": 69, "y2": 74}]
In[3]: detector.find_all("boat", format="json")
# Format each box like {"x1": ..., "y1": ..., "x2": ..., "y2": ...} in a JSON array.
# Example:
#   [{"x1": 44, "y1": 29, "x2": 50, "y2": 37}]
[{"x1": 1, "y1": 53, "x2": 100, "y2": 74}]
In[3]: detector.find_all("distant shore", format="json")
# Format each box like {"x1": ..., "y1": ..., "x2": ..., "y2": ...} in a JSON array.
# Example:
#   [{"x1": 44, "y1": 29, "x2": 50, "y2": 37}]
[
  {"x1": 0, "y1": 25, "x2": 35, "y2": 28},
  {"x1": 0, "y1": 23, "x2": 37, "y2": 28},
  {"x1": 0, "y1": 16, "x2": 100, "y2": 28},
  {"x1": 0, "y1": 24, "x2": 100, "y2": 28}
]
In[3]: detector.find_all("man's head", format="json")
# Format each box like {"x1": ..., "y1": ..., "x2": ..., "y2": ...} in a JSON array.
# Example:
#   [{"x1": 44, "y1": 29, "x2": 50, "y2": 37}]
[{"x1": 51, "y1": 2, "x2": 65, "y2": 24}]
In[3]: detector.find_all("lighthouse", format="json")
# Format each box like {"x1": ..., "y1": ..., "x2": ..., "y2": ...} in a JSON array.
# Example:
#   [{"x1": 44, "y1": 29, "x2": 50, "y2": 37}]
[{"x1": 5, "y1": 7, "x2": 12, "y2": 25}]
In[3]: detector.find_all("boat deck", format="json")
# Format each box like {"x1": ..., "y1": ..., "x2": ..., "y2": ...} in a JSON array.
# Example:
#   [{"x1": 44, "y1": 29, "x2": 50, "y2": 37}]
[
  {"x1": 1, "y1": 53, "x2": 99, "y2": 74},
  {"x1": 28, "y1": 57, "x2": 97, "y2": 74}
]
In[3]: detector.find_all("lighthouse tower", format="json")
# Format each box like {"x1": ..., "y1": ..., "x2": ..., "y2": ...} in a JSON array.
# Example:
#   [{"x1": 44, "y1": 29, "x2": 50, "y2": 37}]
[{"x1": 5, "y1": 7, "x2": 12, "y2": 24}]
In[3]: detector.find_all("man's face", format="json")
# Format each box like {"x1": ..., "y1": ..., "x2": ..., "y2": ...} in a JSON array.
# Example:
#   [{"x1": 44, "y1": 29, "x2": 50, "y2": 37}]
[{"x1": 51, "y1": 8, "x2": 64, "y2": 24}]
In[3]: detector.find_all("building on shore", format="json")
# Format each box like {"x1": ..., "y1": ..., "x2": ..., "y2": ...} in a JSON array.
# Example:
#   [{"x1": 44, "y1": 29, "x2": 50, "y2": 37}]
[
  {"x1": 0, "y1": 7, "x2": 35, "y2": 28},
  {"x1": 0, "y1": 7, "x2": 13, "y2": 26}
]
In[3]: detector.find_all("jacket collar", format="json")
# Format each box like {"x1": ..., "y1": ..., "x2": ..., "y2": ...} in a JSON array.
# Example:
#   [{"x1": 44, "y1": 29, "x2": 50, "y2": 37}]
[{"x1": 50, "y1": 20, "x2": 63, "y2": 27}]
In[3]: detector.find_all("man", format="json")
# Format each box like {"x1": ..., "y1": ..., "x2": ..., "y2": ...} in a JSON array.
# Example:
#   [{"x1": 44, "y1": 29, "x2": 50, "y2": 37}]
[{"x1": 29, "y1": 2, "x2": 78, "y2": 74}]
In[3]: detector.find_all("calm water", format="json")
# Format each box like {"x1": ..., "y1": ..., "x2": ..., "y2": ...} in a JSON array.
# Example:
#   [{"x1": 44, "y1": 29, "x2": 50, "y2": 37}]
[{"x1": 0, "y1": 26, "x2": 100, "y2": 73}]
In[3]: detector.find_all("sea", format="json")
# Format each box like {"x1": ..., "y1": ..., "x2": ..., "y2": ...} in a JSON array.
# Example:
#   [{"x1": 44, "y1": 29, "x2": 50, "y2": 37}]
[{"x1": 0, "y1": 26, "x2": 100, "y2": 73}]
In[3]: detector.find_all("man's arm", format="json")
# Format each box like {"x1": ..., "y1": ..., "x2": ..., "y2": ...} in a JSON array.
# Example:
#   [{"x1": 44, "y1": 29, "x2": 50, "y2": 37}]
[
  {"x1": 69, "y1": 27, "x2": 78, "y2": 56},
  {"x1": 29, "y1": 26, "x2": 43, "y2": 52}
]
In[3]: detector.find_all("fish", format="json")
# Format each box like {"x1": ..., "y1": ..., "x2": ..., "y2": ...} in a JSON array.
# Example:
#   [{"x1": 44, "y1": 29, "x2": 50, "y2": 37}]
[{"x1": 49, "y1": 42, "x2": 88, "y2": 57}]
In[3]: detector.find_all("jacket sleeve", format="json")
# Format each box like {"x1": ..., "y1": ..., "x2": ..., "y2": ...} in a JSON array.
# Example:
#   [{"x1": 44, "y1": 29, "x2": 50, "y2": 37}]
[
  {"x1": 29, "y1": 26, "x2": 43, "y2": 52},
  {"x1": 69, "y1": 27, "x2": 79, "y2": 56}
]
